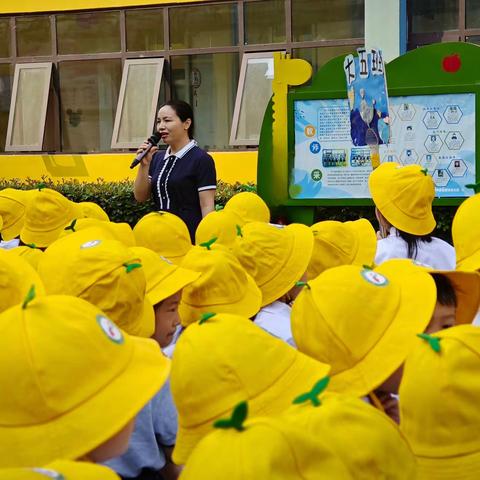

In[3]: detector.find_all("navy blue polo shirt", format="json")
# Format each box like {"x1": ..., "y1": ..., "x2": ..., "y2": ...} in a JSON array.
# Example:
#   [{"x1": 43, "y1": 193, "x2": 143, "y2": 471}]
[{"x1": 148, "y1": 140, "x2": 216, "y2": 241}]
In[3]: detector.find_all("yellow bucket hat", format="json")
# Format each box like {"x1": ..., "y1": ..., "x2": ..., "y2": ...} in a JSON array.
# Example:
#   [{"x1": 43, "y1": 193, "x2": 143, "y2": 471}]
[
  {"x1": 181, "y1": 402, "x2": 350, "y2": 479},
  {"x1": 0, "y1": 294, "x2": 170, "y2": 467},
  {"x1": 223, "y1": 191, "x2": 270, "y2": 226},
  {"x1": 78, "y1": 201, "x2": 110, "y2": 221},
  {"x1": 369, "y1": 162, "x2": 436, "y2": 235},
  {"x1": 195, "y1": 210, "x2": 239, "y2": 248},
  {"x1": 307, "y1": 219, "x2": 377, "y2": 279},
  {"x1": 38, "y1": 233, "x2": 154, "y2": 337},
  {"x1": 0, "y1": 188, "x2": 33, "y2": 241},
  {"x1": 400, "y1": 325, "x2": 480, "y2": 479},
  {"x1": 282, "y1": 379, "x2": 417, "y2": 479},
  {"x1": 130, "y1": 246, "x2": 200, "y2": 307},
  {"x1": 178, "y1": 243, "x2": 262, "y2": 326},
  {"x1": 0, "y1": 461, "x2": 120, "y2": 479},
  {"x1": 233, "y1": 221, "x2": 314, "y2": 306},
  {"x1": 20, "y1": 188, "x2": 83, "y2": 248},
  {"x1": 0, "y1": 249, "x2": 45, "y2": 314},
  {"x1": 291, "y1": 263, "x2": 436, "y2": 396},
  {"x1": 170, "y1": 312, "x2": 331, "y2": 464},
  {"x1": 133, "y1": 212, "x2": 191, "y2": 264},
  {"x1": 452, "y1": 193, "x2": 480, "y2": 271},
  {"x1": 6, "y1": 245, "x2": 44, "y2": 271}
]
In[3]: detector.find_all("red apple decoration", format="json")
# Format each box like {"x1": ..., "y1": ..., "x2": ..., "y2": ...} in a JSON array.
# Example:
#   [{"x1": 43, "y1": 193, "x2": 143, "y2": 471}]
[{"x1": 442, "y1": 54, "x2": 461, "y2": 73}]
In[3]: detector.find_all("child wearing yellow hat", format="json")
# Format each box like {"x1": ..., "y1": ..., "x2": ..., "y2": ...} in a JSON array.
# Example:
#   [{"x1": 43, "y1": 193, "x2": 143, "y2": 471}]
[
  {"x1": 223, "y1": 191, "x2": 270, "y2": 225},
  {"x1": 170, "y1": 312, "x2": 330, "y2": 464},
  {"x1": 7, "y1": 244, "x2": 44, "y2": 270},
  {"x1": 233, "y1": 221, "x2": 313, "y2": 346},
  {"x1": 400, "y1": 325, "x2": 480, "y2": 479},
  {"x1": 78, "y1": 201, "x2": 110, "y2": 221},
  {"x1": 195, "y1": 209, "x2": 239, "y2": 249},
  {"x1": 369, "y1": 162, "x2": 455, "y2": 269},
  {"x1": 0, "y1": 188, "x2": 33, "y2": 243},
  {"x1": 0, "y1": 292, "x2": 170, "y2": 467},
  {"x1": 291, "y1": 263, "x2": 437, "y2": 421},
  {"x1": 134, "y1": 212, "x2": 192, "y2": 264}
]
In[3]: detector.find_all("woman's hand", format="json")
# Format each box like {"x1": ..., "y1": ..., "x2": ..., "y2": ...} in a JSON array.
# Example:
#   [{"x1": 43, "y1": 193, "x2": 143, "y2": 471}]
[{"x1": 136, "y1": 141, "x2": 159, "y2": 168}]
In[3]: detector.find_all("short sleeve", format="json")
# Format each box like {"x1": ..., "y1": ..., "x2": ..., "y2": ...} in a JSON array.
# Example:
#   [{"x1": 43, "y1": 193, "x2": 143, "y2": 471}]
[{"x1": 196, "y1": 152, "x2": 217, "y2": 192}]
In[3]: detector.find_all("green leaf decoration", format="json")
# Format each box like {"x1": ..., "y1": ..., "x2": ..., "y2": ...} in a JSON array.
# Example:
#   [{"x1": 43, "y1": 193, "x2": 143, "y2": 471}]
[
  {"x1": 64, "y1": 218, "x2": 77, "y2": 232},
  {"x1": 26, "y1": 243, "x2": 36, "y2": 249},
  {"x1": 213, "y1": 401, "x2": 248, "y2": 431},
  {"x1": 36, "y1": 182, "x2": 46, "y2": 191},
  {"x1": 417, "y1": 333, "x2": 442, "y2": 353},
  {"x1": 22, "y1": 285, "x2": 36, "y2": 309},
  {"x1": 199, "y1": 237, "x2": 217, "y2": 250},
  {"x1": 362, "y1": 264, "x2": 374, "y2": 270},
  {"x1": 199, "y1": 312, "x2": 216, "y2": 325},
  {"x1": 465, "y1": 183, "x2": 480, "y2": 194},
  {"x1": 124, "y1": 262, "x2": 142, "y2": 274},
  {"x1": 215, "y1": 204, "x2": 224, "y2": 211},
  {"x1": 420, "y1": 168, "x2": 428, "y2": 176},
  {"x1": 295, "y1": 281, "x2": 311, "y2": 290},
  {"x1": 236, "y1": 225, "x2": 243, "y2": 238},
  {"x1": 292, "y1": 376, "x2": 330, "y2": 407}
]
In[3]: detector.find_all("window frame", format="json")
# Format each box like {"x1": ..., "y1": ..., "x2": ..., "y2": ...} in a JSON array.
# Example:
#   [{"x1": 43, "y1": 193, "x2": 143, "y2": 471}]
[
  {"x1": 111, "y1": 57, "x2": 165, "y2": 149},
  {"x1": 5, "y1": 61, "x2": 52, "y2": 152},
  {"x1": 230, "y1": 51, "x2": 278, "y2": 146}
]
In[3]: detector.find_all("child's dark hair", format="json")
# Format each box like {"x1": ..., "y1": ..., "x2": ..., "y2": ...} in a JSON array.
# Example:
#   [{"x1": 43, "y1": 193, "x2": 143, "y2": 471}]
[
  {"x1": 431, "y1": 273, "x2": 457, "y2": 307},
  {"x1": 396, "y1": 229, "x2": 432, "y2": 259},
  {"x1": 161, "y1": 100, "x2": 195, "y2": 139}
]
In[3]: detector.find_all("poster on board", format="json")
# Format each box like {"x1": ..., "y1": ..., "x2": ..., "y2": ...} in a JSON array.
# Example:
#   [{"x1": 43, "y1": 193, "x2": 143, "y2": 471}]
[{"x1": 291, "y1": 92, "x2": 476, "y2": 199}]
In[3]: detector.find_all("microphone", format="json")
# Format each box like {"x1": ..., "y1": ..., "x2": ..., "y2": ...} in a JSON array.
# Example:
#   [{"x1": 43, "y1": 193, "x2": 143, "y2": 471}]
[{"x1": 130, "y1": 132, "x2": 161, "y2": 169}]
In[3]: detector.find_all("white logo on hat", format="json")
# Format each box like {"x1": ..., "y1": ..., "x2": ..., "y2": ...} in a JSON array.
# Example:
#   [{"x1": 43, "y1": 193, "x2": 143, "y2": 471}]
[
  {"x1": 31, "y1": 469, "x2": 64, "y2": 479},
  {"x1": 80, "y1": 239, "x2": 102, "y2": 249},
  {"x1": 96, "y1": 314, "x2": 124, "y2": 344},
  {"x1": 361, "y1": 269, "x2": 389, "y2": 287}
]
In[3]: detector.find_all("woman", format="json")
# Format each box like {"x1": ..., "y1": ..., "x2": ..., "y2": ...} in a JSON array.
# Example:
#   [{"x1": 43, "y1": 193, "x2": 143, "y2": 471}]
[
  {"x1": 369, "y1": 162, "x2": 455, "y2": 270},
  {"x1": 134, "y1": 100, "x2": 216, "y2": 242}
]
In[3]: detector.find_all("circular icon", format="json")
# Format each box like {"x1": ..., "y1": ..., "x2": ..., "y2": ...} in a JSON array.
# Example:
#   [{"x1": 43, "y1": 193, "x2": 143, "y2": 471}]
[
  {"x1": 309, "y1": 141, "x2": 321, "y2": 154},
  {"x1": 311, "y1": 169, "x2": 323, "y2": 182},
  {"x1": 361, "y1": 270, "x2": 389, "y2": 287},
  {"x1": 80, "y1": 239, "x2": 102, "y2": 249},
  {"x1": 304, "y1": 125, "x2": 316, "y2": 137},
  {"x1": 31, "y1": 469, "x2": 64, "y2": 480},
  {"x1": 96, "y1": 314, "x2": 124, "y2": 344}
]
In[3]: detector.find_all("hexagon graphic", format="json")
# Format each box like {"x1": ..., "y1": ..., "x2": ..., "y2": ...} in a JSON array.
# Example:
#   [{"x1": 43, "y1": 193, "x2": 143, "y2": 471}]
[
  {"x1": 388, "y1": 107, "x2": 396, "y2": 125},
  {"x1": 397, "y1": 103, "x2": 416, "y2": 121},
  {"x1": 383, "y1": 153, "x2": 398, "y2": 163},
  {"x1": 445, "y1": 131, "x2": 464, "y2": 150},
  {"x1": 420, "y1": 154, "x2": 438, "y2": 172},
  {"x1": 448, "y1": 158, "x2": 468, "y2": 178},
  {"x1": 422, "y1": 111, "x2": 442, "y2": 129},
  {"x1": 424, "y1": 134, "x2": 443, "y2": 153},
  {"x1": 432, "y1": 168, "x2": 451, "y2": 187},
  {"x1": 443, "y1": 105, "x2": 463, "y2": 124},
  {"x1": 400, "y1": 148, "x2": 419, "y2": 164}
]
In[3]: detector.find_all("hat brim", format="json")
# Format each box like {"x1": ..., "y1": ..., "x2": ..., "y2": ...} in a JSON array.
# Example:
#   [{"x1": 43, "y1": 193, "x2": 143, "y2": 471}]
[
  {"x1": 147, "y1": 267, "x2": 201, "y2": 307},
  {"x1": 0, "y1": 336, "x2": 170, "y2": 468},
  {"x1": 178, "y1": 273, "x2": 262, "y2": 327},
  {"x1": 457, "y1": 248, "x2": 480, "y2": 273},
  {"x1": 346, "y1": 219, "x2": 377, "y2": 266},
  {"x1": 134, "y1": 296, "x2": 156, "y2": 338},
  {"x1": 260, "y1": 223, "x2": 314, "y2": 307},
  {"x1": 1, "y1": 215, "x2": 24, "y2": 241},
  {"x1": 416, "y1": 451, "x2": 480, "y2": 480},
  {"x1": 172, "y1": 350, "x2": 330, "y2": 465},
  {"x1": 328, "y1": 265, "x2": 436, "y2": 397}
]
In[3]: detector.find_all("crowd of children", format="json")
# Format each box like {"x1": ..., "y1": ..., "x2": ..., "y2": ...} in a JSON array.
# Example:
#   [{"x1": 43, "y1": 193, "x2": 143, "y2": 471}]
[{"x1": 0, "y1": 161, "x2": 479, "y2": 479}]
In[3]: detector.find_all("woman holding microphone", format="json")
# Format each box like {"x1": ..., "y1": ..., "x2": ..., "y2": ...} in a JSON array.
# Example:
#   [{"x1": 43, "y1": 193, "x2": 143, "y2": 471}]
[{"x1": 134, "y1": 100, "x2": 216, "y2": 242}]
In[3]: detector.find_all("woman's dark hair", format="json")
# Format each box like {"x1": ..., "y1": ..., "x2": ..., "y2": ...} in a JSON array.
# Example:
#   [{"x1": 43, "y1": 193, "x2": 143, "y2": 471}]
[
  {"x1": 161, "y1": 100, "x2": 195, "y2": 139},
  {"x1": 431, "y1": 273, "x2": 457, "y2": 307},
  {"x1": 396, "y1": 229, "x2": 432, "y2": 259}
]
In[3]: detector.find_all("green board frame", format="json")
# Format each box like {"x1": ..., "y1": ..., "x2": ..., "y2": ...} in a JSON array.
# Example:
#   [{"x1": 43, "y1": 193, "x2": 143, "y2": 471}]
[{"x1": 257, "y1": 42, "x2": 480, "y2": 222}]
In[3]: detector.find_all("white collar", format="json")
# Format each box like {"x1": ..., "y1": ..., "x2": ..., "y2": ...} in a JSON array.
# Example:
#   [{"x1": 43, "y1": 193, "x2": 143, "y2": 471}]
[{"x1": 165, "y1": 139, "x2": 197, "y2": 159}]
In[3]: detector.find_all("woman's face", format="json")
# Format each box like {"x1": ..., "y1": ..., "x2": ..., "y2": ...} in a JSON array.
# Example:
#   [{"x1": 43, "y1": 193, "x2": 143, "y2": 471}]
[{"x1": 156, "y1": 105, "x2": 191, "y2": 145}]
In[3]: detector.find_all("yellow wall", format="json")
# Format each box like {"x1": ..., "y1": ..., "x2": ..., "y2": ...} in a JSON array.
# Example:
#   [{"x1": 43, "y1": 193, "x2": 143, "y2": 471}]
[
  {"x1": 0, "y1": 0, "x2": 206, "y2": 14},
  {"x1": 0, "y1": 151, "x2": 257, "y2": 184}
]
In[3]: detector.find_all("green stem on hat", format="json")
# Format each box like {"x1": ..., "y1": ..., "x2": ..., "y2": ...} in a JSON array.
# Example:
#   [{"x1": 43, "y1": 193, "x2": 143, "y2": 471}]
[
  {"x1": 26, "y1": 243, "x2": 36, "y2": 249},
  {"x1": 236, "y1": 225, "x2": 243, "y2": 238},
  {"x1": 22, "y1": 285, "x2": 36, "y2": 309},
  {"x1": 199, "y1": 312, "x2": 216, "y2": 325},
  {"x1": 465, "y1": 183, "x2": 480, "y2": 194},
  {"x1": 293, "y1": 376, "x2": 330, "y2": 407},
  {"x1": 64, "y1": 218, "x2": 77, "y2": 232},
  {"x1": 213, "y1": 401, "x2": 248, "y2": 431},
  {"x1": 417, "y1": 333, "x2": 442, "y2": 353},
  {"x1": 215, "y1": 204, "x2": 224, "y2": 211},
  {"x1": 362, "y1": 264, "x2": 374, "y2": 270},
  {"x1": 199, "y1": 237, "x2": 217, "y2": 250},
  {"x1": 420, "y1": 168, "x2": 428, "y2": 176},
  {"x1": 123, "y1": 262, "x2": 142, "y2": 273},
  {"x1": 36, "y1": 182, "x2": 46, "y2": 191},
  {"x1": 295, "y1": 281, "x2": 311, "y2": 290}
]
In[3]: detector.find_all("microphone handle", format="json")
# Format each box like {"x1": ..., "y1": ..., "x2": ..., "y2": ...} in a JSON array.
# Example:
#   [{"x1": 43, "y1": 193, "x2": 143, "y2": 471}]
[{"x1": 130, "y1": 141, "x2": 157, "y2": 169}]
